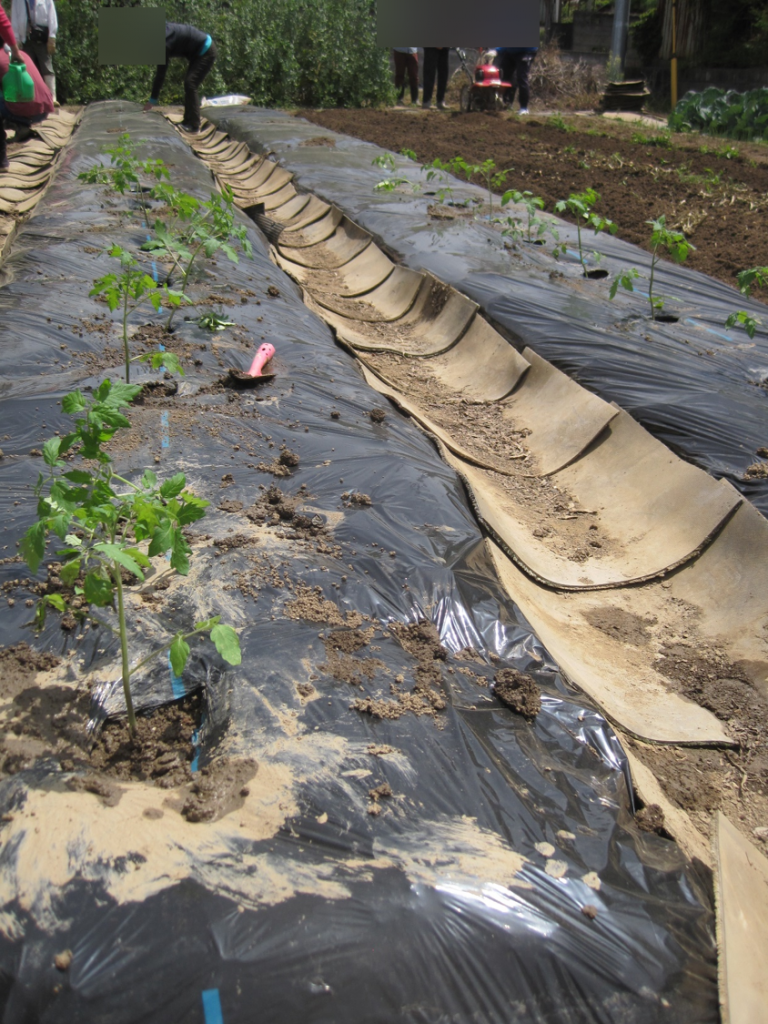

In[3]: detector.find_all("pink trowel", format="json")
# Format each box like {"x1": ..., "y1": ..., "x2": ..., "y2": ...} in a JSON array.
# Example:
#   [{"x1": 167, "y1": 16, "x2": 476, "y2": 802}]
[
  {"x1": 248, "y1": 342, "x2": 275, "y2": 376},
  {"x1": 226, "y1": 342, "x2": 276, "y2": 388}
]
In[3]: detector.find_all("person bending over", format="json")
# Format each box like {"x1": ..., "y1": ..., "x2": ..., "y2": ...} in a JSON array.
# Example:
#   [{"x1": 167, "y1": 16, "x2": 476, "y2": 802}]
[{"x1": 143, "y1": 21, "x2": 216, "y2": 133}]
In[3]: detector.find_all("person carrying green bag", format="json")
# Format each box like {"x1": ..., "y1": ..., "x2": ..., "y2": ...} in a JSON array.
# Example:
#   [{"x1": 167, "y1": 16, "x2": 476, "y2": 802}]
[
  {"x1": 0, "y1": 4, "x2": 24, "y2": 169},
  {"x1": 0, "y1": 4, "x2": 53, "y2": 171}
]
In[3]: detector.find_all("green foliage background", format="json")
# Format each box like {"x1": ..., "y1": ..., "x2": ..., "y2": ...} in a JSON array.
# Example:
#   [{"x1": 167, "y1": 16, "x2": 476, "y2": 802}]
[
  {"x1": 669, "y1": 86, "x2": 768, "y2": 141},
  {"x1": 54, "y1": 0, "x2": 395, "y2": 107}
]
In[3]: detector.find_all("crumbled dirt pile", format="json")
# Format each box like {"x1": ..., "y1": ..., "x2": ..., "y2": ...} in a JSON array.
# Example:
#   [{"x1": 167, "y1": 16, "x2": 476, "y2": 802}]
[
  {"x1": 635, "y1": 803, "x2": 666, "y2": 834},
  {"x1": 244, "y1": 484, "x2": 326, "y2": 537},
  {"x1": 367, "y1": 781, "x2": 393, "y2": 816},
  {"x1": 181, "y1": 756, "x2": 258, "y2": 823},
  {"x1": 341, "y1": 491, "x2": 372, "y2": 507},
  {"x1": 321, "y1": 627, "x2": 383, "y2": 687},
  {"x1": 258, "y1": 448, "x2": 300, "y2": 476},
  {"x1": 0, "y1": 641, "x2": 60, "y2": 675},
  {"x1": 493, "y1": 668, "x2": 541, "y2": 718},
  {"x1": 391, "y1": 620, "x2": 447, "y2": 702},
  {"x1": 0, "y1": 643, "x2": 89, "y2": 777},
  {"x1": 351, "y1": 620, "x2": 449, "y2": 720},
  {"x1": 284, "y1": 584, "x2": 363, "y2": 627},
  {"x1": 656, "y1": 642, "x2": 768, "y2": 733},
  {"x1": 0, "y1": 646, "x2": 233, "y2": 819},
  {"x1": 584, "y1": 608, "x2": 658, "y2": 647}
]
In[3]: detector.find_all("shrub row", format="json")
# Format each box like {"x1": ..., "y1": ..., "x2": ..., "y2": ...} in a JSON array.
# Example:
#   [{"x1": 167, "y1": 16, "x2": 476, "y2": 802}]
[{"x1": 56, "y1": 0, "x2": 394, "y2": 108}]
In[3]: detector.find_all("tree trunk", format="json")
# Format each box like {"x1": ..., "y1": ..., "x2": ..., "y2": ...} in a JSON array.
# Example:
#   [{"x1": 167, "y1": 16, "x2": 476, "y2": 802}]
[{"x1": 658, "y1": 0, "x2": 704, "y2": 60}]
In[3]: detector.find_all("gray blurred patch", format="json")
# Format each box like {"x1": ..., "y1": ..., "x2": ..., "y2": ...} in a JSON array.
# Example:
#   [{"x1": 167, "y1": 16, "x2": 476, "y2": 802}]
[{"x1": 98, "y1": 8, "x2": 165, "y2": 66}]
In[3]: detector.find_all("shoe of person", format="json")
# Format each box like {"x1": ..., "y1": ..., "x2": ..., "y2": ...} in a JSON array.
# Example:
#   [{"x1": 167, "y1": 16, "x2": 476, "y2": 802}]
[
  {"x1": 13, "y1": 124, "x2": 33, "y2": 143},
  {"x1": 395, "y1": 98, "x2": 405, "y2": 108},
  {"x1": 518, "y1": 108, "x2": 529, "y2": 115},
  {"x1": 422, "y1": 101, "x2": 432, "y2": 110},
  {"x1": 437, "y1": 101, "x2": 448, "y2": 110},
  {"x1": 179, "y1": 122, "x2": 200, "y2": 133}
]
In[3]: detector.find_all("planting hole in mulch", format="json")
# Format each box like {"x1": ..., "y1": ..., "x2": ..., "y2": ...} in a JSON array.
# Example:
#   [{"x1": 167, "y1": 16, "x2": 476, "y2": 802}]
[
  {"x1": 224, "y1": 368, "x2": 276, "y2": 388},
  {"x1": 0, "y1": 643, "x2": 255, "y2": 824}
]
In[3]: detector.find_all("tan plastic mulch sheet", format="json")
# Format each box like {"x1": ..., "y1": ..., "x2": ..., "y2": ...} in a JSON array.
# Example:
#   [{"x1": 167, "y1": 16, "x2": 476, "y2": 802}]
[
  {"x1": 443, "y1": 445, "x2": 740, "y2": 590},
  {"x1": 274, "y1": 243, "x2": 393, "y2": 295},
  {"x1": 305, "y1": 277, "x2": 478, "y2": 356},
  {"x1": 0, "y1": 108, "x2": 80, "y2": 257},
  {"x1": 313, "y1": 264, "x2": 425, "y2": 322},
  {"x1": 502, "y1": 348, "x2": 618, "y2": 475},
  {"x1": 487, "y1": 540, "x2": 732, "y2": 745},
  {"x1": 278, "y1": 221, "x2": 372, "y2": 269},
  {"x1": 714, "y1": 812, "x2": 768, "y2": 1024}
]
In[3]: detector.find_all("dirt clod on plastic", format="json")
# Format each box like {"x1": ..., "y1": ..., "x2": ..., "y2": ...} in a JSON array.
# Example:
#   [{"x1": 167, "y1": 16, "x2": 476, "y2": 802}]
[
  {"x1": 54, "y1": 950, "x2": 73, "y2": 972},
  {"x1": 635, "y1": 803, "x2": 666, "y2": 834},
  {"x1": 181, "y1": 756, "x2": 258, "y2": 823},
  {"x1": 493, "y1": 668, "x2": 541, "y2": 718}
]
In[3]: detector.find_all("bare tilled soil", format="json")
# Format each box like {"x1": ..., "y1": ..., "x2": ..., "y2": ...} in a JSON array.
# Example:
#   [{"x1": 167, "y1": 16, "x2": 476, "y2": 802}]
[{"x1": 300, "y1": 108, "x2": 768, "y2": 296}]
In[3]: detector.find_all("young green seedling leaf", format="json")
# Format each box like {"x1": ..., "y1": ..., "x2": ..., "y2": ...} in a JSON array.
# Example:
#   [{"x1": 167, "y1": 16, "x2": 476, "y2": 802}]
[
  {"x1": 170, "y1": 634, "x2": 191, "y2": 677},
  {"x1": 210, "y1": 624, "x2": 242, "y2": 665}
]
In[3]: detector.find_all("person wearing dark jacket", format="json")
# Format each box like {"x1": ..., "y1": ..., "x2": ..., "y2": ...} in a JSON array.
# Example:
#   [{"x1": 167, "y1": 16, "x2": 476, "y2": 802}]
[{"x1": 142, "y1": 21, "x2": 216, "y2": 132}]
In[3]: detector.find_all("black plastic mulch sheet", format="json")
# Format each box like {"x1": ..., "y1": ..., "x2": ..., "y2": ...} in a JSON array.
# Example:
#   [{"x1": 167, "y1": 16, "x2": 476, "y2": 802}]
[
  {"x1": 209, "y1": 108, "x2": 768, "y2": 516},
  {"x1": 0, "y1": 103, "x2": 718, "y2": 1024}
]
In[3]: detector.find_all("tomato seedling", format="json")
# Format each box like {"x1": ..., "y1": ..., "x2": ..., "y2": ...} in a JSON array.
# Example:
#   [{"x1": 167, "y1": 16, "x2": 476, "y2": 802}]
[
  {"x1": 609, "y1": 267, "x2": 641, "y2": 300},
  {"x1": 646, "y1": 215, "x2": 695, "y2": 319},
  {"x1": 90, "y1": 245, "x2": 189, "y2": 383},
  {"x1": 500, "y1": 190, "x2": 552, "y2": 244},
  {"x1": 554, "y1": 189, "x2": 617, "y2": 275},
  {"x1": 724, "y1": 266, "x2": 768, "y2": 338},
  {"x1": 141, "y1": 185, "x2": 252, "y2": 330},
  {"x1": 20, "y1": 382, "x2": 241, "y2": 736}
]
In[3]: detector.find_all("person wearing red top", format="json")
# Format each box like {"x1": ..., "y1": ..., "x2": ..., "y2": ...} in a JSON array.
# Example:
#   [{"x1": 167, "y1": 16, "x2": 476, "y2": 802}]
[
  {"x1": 0, "y1": 8, "x2": 53, "y2": 158},
  {"x1": 0, "y1": 5, "x2": 29, "y2": 168}
]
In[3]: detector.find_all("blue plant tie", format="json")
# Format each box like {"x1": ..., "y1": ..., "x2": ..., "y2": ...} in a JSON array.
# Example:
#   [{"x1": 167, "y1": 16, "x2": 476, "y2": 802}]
[{"x1": 201, "y1": 988, "x2": 224, "y2": 1024}]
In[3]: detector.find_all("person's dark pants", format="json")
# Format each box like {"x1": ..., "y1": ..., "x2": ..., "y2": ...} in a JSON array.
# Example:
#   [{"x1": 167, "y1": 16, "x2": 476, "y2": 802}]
[
  {"x1": 422, "y1": 47, "x2": 449, "y2": 105},
  {"x1": 0, "y1": 96, "x2": 47, "y2": 164},
  {"x1": 393, "y1": 50, "x2": 419, "y2": 104},
  {"x1": 497, "y1": 52, "x2": 535, "y2": 110},
  {"x1": 184, "y1": 41, "x2": 216, "y2": 129}
]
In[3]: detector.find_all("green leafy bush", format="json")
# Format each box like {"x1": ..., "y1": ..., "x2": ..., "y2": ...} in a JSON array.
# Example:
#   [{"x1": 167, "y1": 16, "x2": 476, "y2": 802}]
[
  {"x1": 56, "y1": 0, "x2": 393, "y2": 108},
  {"x1": 668, "y1": 87, "x2": 768, "y2": 142}
]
